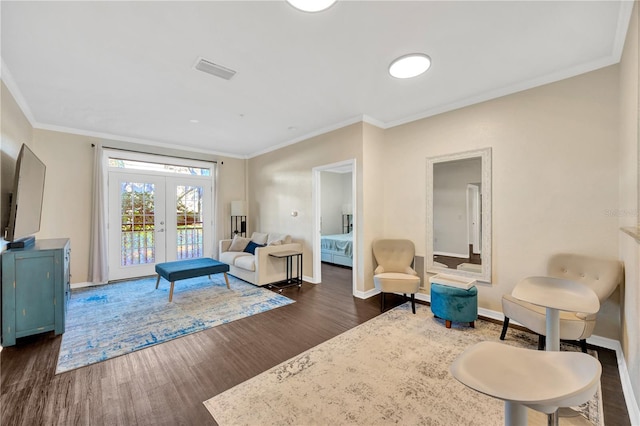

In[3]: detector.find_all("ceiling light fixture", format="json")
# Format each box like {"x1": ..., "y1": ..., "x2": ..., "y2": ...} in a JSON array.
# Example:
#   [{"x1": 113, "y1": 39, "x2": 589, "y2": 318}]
[
  {"x1": 389, "y1": 53, "x2": 432, "y2": 79},
  {"x1": 286, "y1": 0, "x2": 337, "y2": 13}
]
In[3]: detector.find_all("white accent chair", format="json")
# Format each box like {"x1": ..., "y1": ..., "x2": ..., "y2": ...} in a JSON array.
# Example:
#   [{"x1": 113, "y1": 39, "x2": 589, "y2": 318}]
[
  {"x1": 500, "y1": 253, "x2": 622, "y2": 352},
  {"x1": 372, "y1": 239, "x2": 421, "y2": 314}
]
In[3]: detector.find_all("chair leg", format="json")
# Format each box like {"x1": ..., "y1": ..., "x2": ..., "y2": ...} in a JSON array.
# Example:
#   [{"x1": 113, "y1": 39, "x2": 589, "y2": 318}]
[
  {"x1": 446, "y1": 320, "x2": 452, "y2": 328},
  {"x1": 469, "y1": 321, "x2": 474, "y2": 328},
  {"x1": 580, "y1": 339, "x2": 588, "y2": 353},
  {"x1": 155, "y1": 274, "x2": 161, "y2": 289},
  {"x1": 538, "y1": 335, "x2": 546, "y2": 351},
  {"x1": 410, "y1": 293, "x2": 416, "y2": 314},
  {"x1": 500, "y1": 317, "x2": 510, "y2": 340}
]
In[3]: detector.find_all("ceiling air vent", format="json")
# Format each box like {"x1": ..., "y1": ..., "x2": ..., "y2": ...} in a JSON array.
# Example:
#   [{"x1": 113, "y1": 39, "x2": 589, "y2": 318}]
[{"x1": 193, "y1": 57, "x2": 237, "y2": 80}]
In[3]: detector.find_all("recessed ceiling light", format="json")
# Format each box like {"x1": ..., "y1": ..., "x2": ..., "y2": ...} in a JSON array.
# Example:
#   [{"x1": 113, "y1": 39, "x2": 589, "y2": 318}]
[
  {"x1": 189, "y1": 119, "x2": 199, "y2": 123},
  {"x1": 389, "y1": 53, "x2": 432, "y2": 79},
  {"x1": 286, "y1": 0, "x2": 337, "y2": 13}
]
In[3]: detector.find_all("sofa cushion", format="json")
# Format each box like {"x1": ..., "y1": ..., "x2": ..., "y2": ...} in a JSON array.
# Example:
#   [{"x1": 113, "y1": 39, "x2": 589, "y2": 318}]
[
  {"x1": 267, "y1": 233, "x2": 290, "y2": 245},
  {"x1": 219, "y1": 251, "x2": 252, "y2": 265},
  {"x1": 229, "y1": 235, "x2": 251, "y2": 252},
  {"x1": 234, "y1": 254, "x2": 256, "y2": 271},
  {"x1": 250, "y1": 232, "x2": 269, "y2": 245},
  {"x1": 244, "y1": 241, "x2": 265, "y2": 255}
]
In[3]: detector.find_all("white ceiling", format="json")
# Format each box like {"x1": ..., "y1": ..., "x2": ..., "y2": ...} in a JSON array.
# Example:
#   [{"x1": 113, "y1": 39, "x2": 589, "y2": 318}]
[{"x1": 1, "y1": 1, "x2": 633, "y2": 159}]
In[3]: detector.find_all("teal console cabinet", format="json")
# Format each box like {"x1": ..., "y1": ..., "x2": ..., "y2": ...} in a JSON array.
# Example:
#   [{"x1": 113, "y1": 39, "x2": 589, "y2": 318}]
[{"x1": 2, "y1": 238, "x2": 70, "y2": 346}]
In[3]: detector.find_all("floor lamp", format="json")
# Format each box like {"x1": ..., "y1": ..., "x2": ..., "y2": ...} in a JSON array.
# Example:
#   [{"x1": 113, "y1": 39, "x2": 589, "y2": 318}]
[{"x1": 231, "y1": 201, "x2": 246, "y2": 237}]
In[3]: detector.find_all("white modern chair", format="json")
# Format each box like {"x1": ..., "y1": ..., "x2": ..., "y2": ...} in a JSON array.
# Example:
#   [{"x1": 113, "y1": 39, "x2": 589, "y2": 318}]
[
  {"x1": 451, "y1": 341, "x2": 601, "y2": 426},
  {"x1": 372, "y1": 239, "x2": 421, "y2": 314},
  {"x1": 500, "y1": 253, "x2": 623, "y2": 352}
]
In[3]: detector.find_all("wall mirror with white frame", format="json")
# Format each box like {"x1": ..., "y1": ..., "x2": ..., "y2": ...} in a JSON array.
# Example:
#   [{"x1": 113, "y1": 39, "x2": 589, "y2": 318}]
[{"x1": 426, "y1": 148, "x2": 492, "y2": 283}]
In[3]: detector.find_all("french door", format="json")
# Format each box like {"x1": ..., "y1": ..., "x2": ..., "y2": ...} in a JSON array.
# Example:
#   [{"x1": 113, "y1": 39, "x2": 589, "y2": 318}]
[{"x1": 107, "y1": 171, "x2": 213, "y2": 281}]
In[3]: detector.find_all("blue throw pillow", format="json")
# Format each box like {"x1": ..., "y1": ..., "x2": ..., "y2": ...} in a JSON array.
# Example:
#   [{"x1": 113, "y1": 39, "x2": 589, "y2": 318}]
[{"x1": 244, "y1": 241, "x2": 265, "y2": 255}]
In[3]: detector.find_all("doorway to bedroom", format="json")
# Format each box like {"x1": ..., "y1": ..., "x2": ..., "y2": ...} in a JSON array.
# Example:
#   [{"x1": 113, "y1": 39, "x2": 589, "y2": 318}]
[{"x1": 312, "y1": 160, "x2": 356, "y2": 295}]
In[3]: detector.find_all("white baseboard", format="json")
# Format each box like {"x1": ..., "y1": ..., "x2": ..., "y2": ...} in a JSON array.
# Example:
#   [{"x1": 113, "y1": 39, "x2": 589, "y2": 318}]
[
  {"x1": 70, "y1": 281, "x2": 99, "y2": 289},
  {"x1": 590, "y1": 337, "x2": 640, "y2": 425},
  {"x1": 303, "y1": 274, "x2": 319, "y2": 284},
  {"x1": 353, "y1": 287, "x2": 379, "y2": 300},
  {"x1": 415, "y1": 292, "x2": 430, "y2": 303}
]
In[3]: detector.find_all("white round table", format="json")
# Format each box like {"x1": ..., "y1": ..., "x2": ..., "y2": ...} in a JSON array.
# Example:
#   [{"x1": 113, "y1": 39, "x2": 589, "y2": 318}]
[{"x1": 511, "y1": 276, "x2": 600, "y2": 351}]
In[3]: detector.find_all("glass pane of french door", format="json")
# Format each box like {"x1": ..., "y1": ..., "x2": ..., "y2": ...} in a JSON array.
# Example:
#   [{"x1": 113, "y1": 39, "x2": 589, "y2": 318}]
[
  {"x1": 108, "y1": 173, "x2": 166, "y2": 281},
  {"x1": 176, "y1": 184, "x2": 204, "y2": 259},
  {"x1": 165, "y1": 178, "x2": 212, "y2": 262},
  {"x1": 120, "y1": 182, "x2": 156, "y2": 265}
]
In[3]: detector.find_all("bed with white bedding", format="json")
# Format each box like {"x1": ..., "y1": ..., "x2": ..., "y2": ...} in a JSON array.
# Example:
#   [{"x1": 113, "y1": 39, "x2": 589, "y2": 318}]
[{"x1": 320, "y1": 232, "x2": 353, "y2": 267}]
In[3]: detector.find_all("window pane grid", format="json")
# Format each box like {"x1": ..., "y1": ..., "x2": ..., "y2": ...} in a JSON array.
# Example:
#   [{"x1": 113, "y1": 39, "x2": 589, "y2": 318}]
[
  {"x1": 120, "y1": 182, "x2": 156, "y2": 266},
  {"x1": 176, "y1": 185, "x2": 204, "y2": 260}
]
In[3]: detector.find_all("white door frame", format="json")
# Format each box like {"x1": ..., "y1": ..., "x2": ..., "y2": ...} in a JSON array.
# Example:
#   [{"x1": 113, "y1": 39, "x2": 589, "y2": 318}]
[
  {"x1": 105, "y1": 150, "x2": 215, "y2": 281},
  {"x1": 107, "y1": 171, "x2": 167, "y2": 280},
  {"x1": 165, "y1": 176, "x2": 213, "y2": 262},
  {"x1": 312, "y1": 159, "x2": 357, "y2": 295}
]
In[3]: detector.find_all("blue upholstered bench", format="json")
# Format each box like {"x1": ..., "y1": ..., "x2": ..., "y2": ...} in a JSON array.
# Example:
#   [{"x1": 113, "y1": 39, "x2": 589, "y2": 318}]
[{"x1": 155, "y1": 258, "x2": 230, "y2": 302}]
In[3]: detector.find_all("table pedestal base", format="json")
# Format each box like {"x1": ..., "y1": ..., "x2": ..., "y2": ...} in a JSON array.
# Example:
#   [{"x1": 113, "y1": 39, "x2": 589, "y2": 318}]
[{"x1": 505, "y1": 401, "x2": 527, "y2": 426}]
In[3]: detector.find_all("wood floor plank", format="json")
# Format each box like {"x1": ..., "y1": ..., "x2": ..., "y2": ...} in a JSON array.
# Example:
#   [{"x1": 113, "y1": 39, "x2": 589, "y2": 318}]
[{"x1": 0, "y1": 263, "x2": 631, "y2": 425}]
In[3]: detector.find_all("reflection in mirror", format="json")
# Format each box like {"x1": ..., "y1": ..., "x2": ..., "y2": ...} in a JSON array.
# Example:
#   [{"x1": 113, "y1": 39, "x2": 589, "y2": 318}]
[{"x1": 426, "y1": 148, "x2": 491, "y2": 282}]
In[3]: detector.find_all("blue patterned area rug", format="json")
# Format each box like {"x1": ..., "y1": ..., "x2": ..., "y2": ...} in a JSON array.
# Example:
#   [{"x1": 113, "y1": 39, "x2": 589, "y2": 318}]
[{"x1": 56, "y1": 274, "x2": 294, "y2": 374}]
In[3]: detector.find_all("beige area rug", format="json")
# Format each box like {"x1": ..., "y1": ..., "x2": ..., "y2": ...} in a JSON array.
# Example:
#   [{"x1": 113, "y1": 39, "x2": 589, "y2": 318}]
[{"x1": 204, "y1": 303, "x2": 604, "y2": 426}]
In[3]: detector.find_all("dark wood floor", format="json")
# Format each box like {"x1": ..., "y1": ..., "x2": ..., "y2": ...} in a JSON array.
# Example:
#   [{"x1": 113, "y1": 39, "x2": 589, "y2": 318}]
[
  {"x1": 433, "y1": 254, "x2": 481, "y2": 269},
  {"x1": 1, "y1": 264, "x2": 630, "y2": 425}
]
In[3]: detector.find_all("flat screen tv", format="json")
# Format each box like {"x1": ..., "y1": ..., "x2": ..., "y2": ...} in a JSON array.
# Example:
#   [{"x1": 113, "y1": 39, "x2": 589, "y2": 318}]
[{"x1": 4, "y1": 144, "x2": 46, "y2": 246}]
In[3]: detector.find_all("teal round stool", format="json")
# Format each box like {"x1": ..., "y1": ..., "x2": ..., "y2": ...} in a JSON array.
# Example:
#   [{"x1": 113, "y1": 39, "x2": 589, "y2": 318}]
[{"x1": 430, "y1": 283, "x2": 478, "y2": 328}]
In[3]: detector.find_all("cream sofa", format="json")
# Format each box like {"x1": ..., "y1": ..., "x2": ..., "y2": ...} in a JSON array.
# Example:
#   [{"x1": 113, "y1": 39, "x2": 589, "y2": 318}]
[{"x1": 218, "y1": 232, "x2": 302, "y2": 286}]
